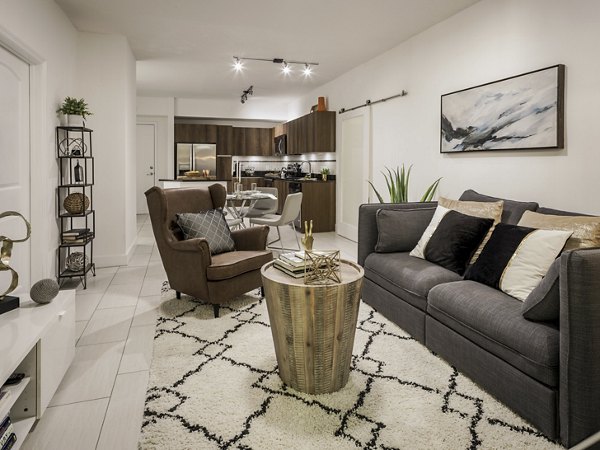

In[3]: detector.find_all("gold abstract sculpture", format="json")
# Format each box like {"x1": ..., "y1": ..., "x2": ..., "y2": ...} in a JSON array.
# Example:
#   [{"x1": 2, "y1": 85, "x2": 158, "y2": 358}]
[
  {"x1": 0, "y1": 211, "x2": 32, "y2": 299},
  {"x1": 304, "y1": 250, "x2": 341, "y2": 285},
  {"x1": 302, "y1": 220, "x2": 314, "y2": 251}
]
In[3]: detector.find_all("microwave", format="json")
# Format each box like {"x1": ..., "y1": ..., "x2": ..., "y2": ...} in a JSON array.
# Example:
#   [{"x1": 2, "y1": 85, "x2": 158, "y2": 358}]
[{"x1": 274, "y1": 134, "x2": 287, "y2": 155}]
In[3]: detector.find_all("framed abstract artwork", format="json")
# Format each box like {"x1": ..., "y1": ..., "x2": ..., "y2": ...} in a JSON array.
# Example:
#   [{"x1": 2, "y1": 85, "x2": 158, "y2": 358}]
[{"x1": 440, "y1": 64, "x2": 565, "y2": 153}]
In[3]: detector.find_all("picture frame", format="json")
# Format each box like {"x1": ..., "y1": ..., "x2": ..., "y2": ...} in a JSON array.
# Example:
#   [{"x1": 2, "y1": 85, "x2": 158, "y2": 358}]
[{"x1": 440, "y1": 64, "x2": 565, "y2": 153}]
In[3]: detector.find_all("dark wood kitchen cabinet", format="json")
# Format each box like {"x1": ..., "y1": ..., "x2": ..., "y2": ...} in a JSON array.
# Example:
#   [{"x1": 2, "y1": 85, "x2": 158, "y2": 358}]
[
  {"x1": 174, "y1": 124, "x2": 217, "y2": 143},
  {"x1": 231, "y1": 127, "x2": 272, "y2": 156},
  {"x1": 298, "y1": 181, "x2": 336, "y2": 232},
  {"x1": 216, "y1": 125, "x2": 233, "y2": 155},
  {"x1": 284, "y1": 111, "x2": 335, "y2": 154}
]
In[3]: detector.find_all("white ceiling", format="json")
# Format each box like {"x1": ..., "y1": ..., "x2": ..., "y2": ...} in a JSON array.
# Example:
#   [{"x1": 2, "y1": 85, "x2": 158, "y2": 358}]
[{"x1": 55, "y1": 0, "x2": 479, "y2": 101}]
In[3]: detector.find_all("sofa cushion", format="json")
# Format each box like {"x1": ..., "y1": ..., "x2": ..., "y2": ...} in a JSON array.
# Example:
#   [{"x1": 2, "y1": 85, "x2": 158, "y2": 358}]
[
  {"x1": 459, "y1": 189, "x2": 538, "y2": 224},
  {"x1": 176, "y1": 209, "x2": 235, "y2": 255},
  {"x1": 518, "y1": 210, "x2": 600, "y2": 251},
  {"x1": 375, "y1": 207, "x2": 437, "y2": 253},
  {"x1": 438, "y1": 196, "x2": 504, "y2": 263},
  {"x1": 464, "y1": 223, "x2": 571, "y2": 301},
  {"x1": 364, "y1": 252, "x2": 462, "y2": 311},
  {"x1": 428, "y1": 280, "x2": 559, "y2": 386},
  {"x1": 521, "y1": 257, "x2": 560, "y2": 322},
  {"x1": 207, "y1": 250, "x2": 272, "y2": 281},
  {"x1": 424, "y1": 210, "x2": 494, "y2": 275}
]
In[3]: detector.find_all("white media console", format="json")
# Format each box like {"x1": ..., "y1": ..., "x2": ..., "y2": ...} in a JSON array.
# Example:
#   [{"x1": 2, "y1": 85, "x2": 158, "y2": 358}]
[{"x1": 0, "y1": 290, "x2": 76, "y2": 449}]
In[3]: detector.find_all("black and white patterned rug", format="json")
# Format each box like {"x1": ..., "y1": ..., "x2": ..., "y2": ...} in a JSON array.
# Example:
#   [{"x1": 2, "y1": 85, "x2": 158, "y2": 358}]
[{"x1": 139, "y1": 286, "x2": 561, "y2": 449}]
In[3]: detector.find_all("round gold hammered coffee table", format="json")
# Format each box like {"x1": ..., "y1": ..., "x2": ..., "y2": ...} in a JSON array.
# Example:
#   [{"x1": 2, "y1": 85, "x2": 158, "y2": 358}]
[{"x1": 261, "y1": 259, "x2": 364, "y2": 394}]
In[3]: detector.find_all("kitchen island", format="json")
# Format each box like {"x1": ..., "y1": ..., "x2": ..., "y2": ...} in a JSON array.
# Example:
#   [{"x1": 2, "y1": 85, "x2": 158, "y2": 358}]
[{"x1": 159, "y1": 179, "x2": 228, "y2": 190}]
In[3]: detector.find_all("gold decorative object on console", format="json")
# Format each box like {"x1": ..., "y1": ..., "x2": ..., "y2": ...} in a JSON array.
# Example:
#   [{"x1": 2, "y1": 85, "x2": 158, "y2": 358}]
[
  {"x1": 301, "y1": 220, "x2": 314, "y2": 251},
  {"x1": 0, "y1": 211, "x2": 32, "y2": 300},
  {"x1": 304, "y1": 250, "x2": 341, "y2": 285}
]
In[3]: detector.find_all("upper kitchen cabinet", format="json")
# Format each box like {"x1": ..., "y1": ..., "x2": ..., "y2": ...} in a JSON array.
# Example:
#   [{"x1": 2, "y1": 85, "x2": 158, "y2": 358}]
[
  {"x1": 285, "y1": 111, "x2": 336, "y2": 154},
  {"x1": 232, "y1": 127, "x2": 272, "y2": 156},
  {"x1": 216, "y1": 125, "x2": 233, "y2": 155},
  {"x1": 175, "y1": 123, "x2": 217, "y2": 143}
]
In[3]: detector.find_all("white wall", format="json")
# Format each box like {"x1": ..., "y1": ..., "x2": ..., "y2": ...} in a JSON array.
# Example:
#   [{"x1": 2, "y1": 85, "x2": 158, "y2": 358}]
[
  {"x1": 292, "y1": 0, "x2": 600, "y2": 214},
  {"x1": 0, "y1": 0, "x2": 78, "y2": 282},
  {"x1": 77, "y1": 33, "x2": 137, "y2": 266}
]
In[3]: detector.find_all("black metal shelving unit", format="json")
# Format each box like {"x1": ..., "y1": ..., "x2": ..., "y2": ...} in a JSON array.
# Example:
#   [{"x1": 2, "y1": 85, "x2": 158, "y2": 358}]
[{"x1": 56, "y1": 126, "x2": 96, "y2": 288}]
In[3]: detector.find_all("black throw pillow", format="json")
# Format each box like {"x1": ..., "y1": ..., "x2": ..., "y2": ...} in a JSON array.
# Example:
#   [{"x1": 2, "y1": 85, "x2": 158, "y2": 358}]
[{"x1": 424, "y1": 210, "x2": 494, "y2": 275}]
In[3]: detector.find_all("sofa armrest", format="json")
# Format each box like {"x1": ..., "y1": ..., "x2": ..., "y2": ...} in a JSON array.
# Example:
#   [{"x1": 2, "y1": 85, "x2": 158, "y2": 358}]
[
  {"x1": 357, "y1": 202, "x2": 436, "y2": 266},
  {"x1": 231, "y1": 226, "x2": 269, "y2": 251},
  {"x1": 559, "y1": 248, "x2": 600, "y2": 447}
]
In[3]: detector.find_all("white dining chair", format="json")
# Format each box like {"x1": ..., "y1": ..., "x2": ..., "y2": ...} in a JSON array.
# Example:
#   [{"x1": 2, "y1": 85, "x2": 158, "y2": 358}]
[{"x1": 250, "y1": 192, "x2": 302, "y2": 251}]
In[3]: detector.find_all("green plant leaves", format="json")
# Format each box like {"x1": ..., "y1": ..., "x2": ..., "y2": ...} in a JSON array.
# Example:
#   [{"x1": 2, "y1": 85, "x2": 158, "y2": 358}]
[{"x1": 368, "y1": 164, "x2": 441, "y2": 203}]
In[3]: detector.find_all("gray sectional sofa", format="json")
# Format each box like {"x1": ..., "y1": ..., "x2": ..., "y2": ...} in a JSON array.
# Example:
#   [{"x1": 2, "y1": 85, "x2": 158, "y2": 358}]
[{"x1": 357, "y1": 190, "x2": 600, "y2": 448}]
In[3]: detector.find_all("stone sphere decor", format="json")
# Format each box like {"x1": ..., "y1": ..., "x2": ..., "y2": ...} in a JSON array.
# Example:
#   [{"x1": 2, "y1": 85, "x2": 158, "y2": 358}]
[
  {"x1": 63, "y1": 193, "x2": 90, "y2": 214},
  {"x1": 65, "y1": 252, "x2": 89, "y2": 272},
  {"x1": 30, "y1": 279, "x2": 60, "y2": 304}
]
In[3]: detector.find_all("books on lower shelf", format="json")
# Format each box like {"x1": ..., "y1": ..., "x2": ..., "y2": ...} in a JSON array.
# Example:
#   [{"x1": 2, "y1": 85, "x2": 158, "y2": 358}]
[{"x1": 0, "y1": 415, "x2": 16, "y2": 450}]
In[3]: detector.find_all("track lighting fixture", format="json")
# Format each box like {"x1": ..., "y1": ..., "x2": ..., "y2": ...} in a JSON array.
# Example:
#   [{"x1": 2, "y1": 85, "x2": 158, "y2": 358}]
[
  {"x1": 232, "y1": 56, "x2": 318, "y2": 77},
  {"x1": 240, "y1": 85, "x2": 254, "y2": 104},
  {"x1": 233, "y1": 57, "x2": 243, "y2": 72}
]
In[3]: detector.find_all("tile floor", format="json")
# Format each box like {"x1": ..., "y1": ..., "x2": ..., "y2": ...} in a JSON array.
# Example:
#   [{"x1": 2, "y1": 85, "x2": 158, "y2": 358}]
[{"x1": 22, "y1": 215, "x2": 358, "y2": 450}]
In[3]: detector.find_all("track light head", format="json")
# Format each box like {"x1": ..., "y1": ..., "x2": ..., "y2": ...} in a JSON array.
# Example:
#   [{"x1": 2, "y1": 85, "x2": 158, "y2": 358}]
[
  {"x1": 240, "y1": 85, "x2": 254, "y2": 104},
  {"x1": 233, "y1": 57, "x2": 243, "y2": 72},
  {"x1": 281, "y1": 61, "x2": 291, "y2": 75},
  {"x1": 303, "y1": 64, "x2": 312, "y2": 77}
]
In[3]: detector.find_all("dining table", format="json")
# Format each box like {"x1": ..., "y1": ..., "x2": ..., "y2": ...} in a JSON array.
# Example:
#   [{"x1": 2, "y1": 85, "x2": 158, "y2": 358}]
[{"x1": 225, "y1": 191, "x2": 277, "y2": 228}]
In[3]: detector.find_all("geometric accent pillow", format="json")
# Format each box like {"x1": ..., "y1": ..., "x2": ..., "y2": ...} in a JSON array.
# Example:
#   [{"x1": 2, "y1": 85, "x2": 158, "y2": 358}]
[
  {"x1": 464, "y1": 223, "x2": 572, "y2": 301},
  {"x1": 424, "y1": 210, "x2": 494, "y2": 275},
  {"x1": 518, "y1": 210, "x2": 600, "y2": 251},
  {"x1": 176, "y1": 209, "x2": 235, "y2": 255}
]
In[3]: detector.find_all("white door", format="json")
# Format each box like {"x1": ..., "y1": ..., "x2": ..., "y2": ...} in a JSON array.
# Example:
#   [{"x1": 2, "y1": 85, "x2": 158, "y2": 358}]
[
  {"x1": 136, "y1": 123, "x2": 156, "y2": 214},
  {"x1": 0, "y1": 46, "x2": 30, "y2": 293},
  {"x1": 337, "y1": 109, "x2": 371, "y2": 241}
]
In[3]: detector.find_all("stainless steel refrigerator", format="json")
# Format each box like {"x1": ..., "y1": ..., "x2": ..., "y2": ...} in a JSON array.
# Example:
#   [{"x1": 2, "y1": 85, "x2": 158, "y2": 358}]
[{"x1": 176, "y1": 143, "x2": 217, "y2": 178}]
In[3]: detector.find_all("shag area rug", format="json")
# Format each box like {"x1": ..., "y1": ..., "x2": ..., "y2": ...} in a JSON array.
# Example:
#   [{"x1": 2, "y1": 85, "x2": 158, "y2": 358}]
[{"x1": 140, "y1": 286, "x2": 561, "y2": 450}]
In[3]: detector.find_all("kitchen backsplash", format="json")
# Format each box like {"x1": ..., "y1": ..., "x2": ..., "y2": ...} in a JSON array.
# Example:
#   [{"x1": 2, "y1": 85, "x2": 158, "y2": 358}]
[{"x1": 233, "y1": 152, "x2": 336, "y2": 176}]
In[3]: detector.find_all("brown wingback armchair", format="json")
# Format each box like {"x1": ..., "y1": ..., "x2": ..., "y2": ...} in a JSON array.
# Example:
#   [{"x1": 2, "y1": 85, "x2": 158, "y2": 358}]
[{"x1": 145, "y1": 184, "x2": 272, "y2": 317}]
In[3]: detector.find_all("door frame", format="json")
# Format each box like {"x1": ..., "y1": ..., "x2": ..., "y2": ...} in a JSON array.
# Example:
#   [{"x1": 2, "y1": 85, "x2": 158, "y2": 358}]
[
  {"x1": 336, "y1": 108, "x2": 372, "y2": 241},
  {"x1": 0, "y1": 25, "x2": 46, "y2": 283}
]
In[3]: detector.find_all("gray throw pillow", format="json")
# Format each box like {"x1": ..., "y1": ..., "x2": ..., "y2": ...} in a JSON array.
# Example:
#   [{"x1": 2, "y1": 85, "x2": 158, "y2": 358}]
[
  {"x1": 375, "y1": 208, "x2": 436, "y2": 253},
  {"x1": 176, "y1": 209, "x2": 235, "y2": 255},
  {"x1": 521, "y1": 257, "x2": 560, "y2": 321}
]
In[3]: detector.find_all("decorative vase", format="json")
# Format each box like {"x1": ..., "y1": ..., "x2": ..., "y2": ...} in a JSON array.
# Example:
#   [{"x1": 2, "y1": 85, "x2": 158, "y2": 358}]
[
  {"x1": 73, "y1": 160, "x2": 84, "y2": 183},
  {"x1": 63, "y1": 193, "x2": 90, "y2": 214},
  {"x1": 65, "y1": 252, "x2": 89, "y2": 272},
  {"x1": 317, "y1": 97, "x2": 326, "y2": 112},
  {"x1": 322, "y1": 173, "x2": 328, "y2": 181}
]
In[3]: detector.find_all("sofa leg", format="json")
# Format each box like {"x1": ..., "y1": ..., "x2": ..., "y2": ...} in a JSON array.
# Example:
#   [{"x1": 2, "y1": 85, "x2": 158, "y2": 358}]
[
  {"x1": 260, "y1": 286, "x2": 265, "y2": 298},
  {"x1": 213, "y1": 304, "x2": 220, "y2": 318},
  {"x1": 176, "y1": 291, "x2": 181, "y2": 299}
]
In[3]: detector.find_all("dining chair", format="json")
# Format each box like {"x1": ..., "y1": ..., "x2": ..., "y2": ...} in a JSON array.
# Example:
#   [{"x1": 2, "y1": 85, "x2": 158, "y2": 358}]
[
  {"x1": 250, "y1": 192, "x2": 303, "y2": 251},
  {"x1": 244, "y1": 187, "x2": 279, "y2": 219}
]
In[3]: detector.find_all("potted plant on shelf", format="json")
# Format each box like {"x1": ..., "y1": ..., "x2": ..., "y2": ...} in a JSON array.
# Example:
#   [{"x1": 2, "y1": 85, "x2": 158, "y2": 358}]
[
  {"x1": 321, "y1": 167, "x2": 330, "y2": 181},
  {"x1": 368, "y1": 164, "x2": 441, "y2": 203},
  {"x1": 56, "y1": 97, "x2": 93, "y2": 127}
]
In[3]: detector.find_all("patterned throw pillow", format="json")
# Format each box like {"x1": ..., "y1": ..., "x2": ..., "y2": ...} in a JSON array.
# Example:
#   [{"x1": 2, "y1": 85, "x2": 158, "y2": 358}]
[
  {"x1": 176, "y1": 209, "x2": 235, "y2": 255},
  {"x1": 464, "y1": 223, "x2": 572, "y2": 301}
]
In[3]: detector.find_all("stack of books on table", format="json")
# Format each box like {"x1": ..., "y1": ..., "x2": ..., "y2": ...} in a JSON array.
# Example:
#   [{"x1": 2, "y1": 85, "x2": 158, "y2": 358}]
[
  {"x1": 62, "y1": 228, "x2": 92, "y2": 244},
  {"x1": 274, "y1": 252, "x2": 309, "y2": 278},
  {"x1": 0, "y1": 415, "x2": 16, "y2": 450}
]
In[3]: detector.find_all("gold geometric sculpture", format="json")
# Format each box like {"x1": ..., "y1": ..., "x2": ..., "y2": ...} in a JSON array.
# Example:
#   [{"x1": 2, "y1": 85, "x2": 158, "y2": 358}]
[
  {"x1": 0, "y1": 211, "x2": 32, "y2": 299},
  {"x1": 303, "y1": 250, "x2": 341, "y2": 285}
]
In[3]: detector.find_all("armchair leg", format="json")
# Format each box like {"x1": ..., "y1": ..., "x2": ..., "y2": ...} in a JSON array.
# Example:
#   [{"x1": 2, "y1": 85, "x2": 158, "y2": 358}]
[
  {"x1": 213, "y1": 304, "x2": 220, "y2": 318},
  {"x1": 260, "y1": 286, "x2": 265, "y2": 298},
  {"x1": 176, "y1": 291, "x2": 181, "y2": 299}
]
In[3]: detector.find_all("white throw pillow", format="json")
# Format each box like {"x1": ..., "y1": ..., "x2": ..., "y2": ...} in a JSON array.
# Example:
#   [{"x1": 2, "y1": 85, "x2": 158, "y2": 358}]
[{"x1": 409, "y1": 206, "x2": 450, "y2": 259}]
